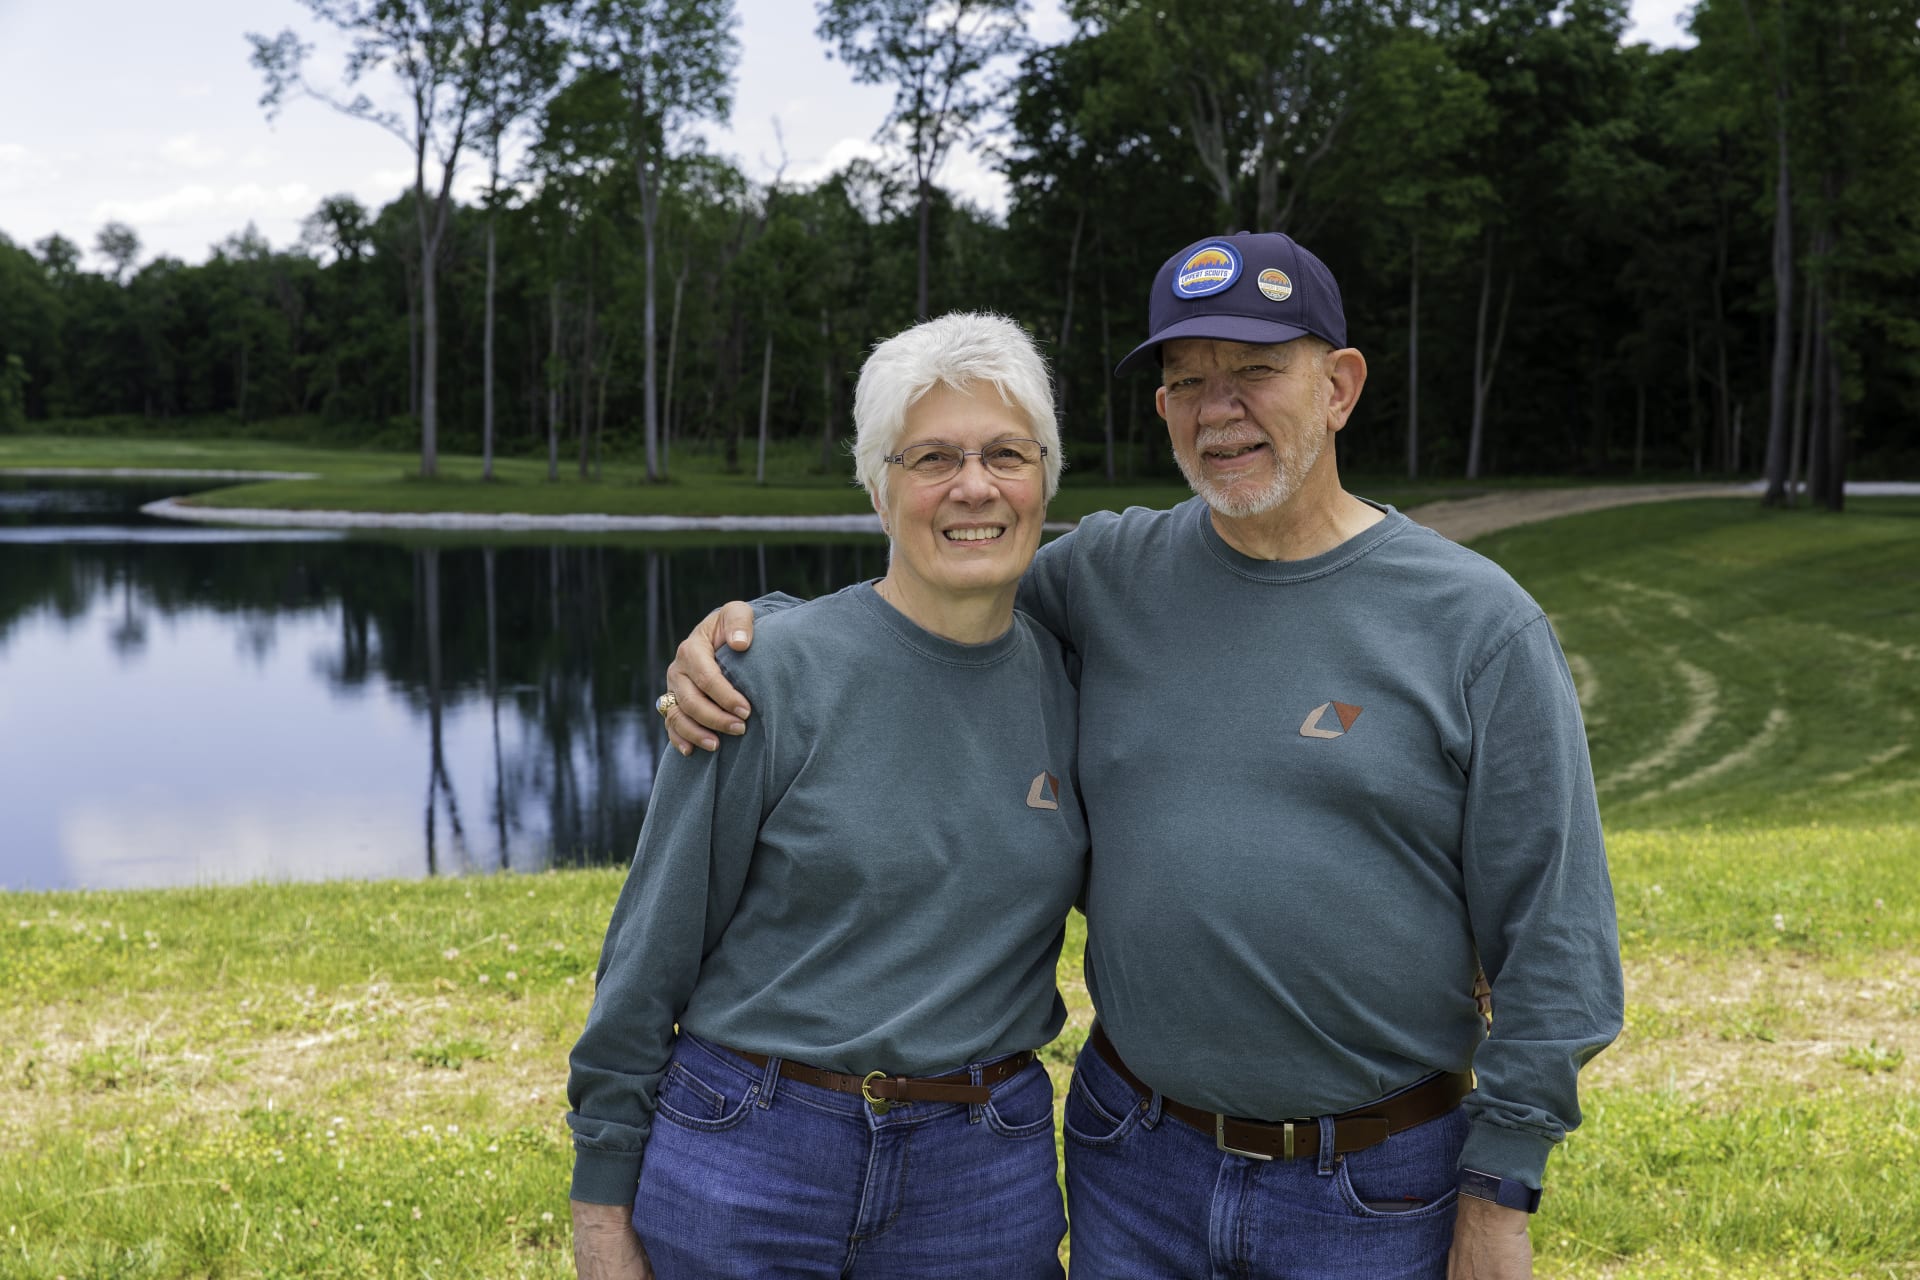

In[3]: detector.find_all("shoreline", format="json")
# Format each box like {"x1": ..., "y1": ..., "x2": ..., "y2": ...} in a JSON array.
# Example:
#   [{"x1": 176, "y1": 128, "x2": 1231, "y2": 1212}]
[{"x1": 9, "y1": 467, "x2": 1916, "y2": 540}]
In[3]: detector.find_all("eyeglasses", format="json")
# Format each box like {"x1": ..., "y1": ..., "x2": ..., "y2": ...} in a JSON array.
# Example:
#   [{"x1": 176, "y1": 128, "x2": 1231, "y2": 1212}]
[{"x1": 884, "y1": 439, "x2": 1048, "y2": 483}]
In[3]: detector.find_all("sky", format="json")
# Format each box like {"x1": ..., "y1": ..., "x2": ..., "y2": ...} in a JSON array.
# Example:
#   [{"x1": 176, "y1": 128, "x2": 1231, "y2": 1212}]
[{"x1": 0, "y1": 0, "x2": 1698, "y2": 270}]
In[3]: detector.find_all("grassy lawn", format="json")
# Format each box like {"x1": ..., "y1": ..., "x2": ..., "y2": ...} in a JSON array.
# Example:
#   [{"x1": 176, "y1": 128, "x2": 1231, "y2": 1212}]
[
  {"x1": 3, "y1": 499, "x2": 1916, "y2": 1277},
  {"x1": 4, "y1": 431, "x2": 1590, "y2": 525}
]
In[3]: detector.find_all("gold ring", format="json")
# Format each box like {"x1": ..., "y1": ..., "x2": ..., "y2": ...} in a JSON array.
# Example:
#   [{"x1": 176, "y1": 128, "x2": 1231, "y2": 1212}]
[{"x1": 655, "y1": 692, "x2": 678, "y2": 718}]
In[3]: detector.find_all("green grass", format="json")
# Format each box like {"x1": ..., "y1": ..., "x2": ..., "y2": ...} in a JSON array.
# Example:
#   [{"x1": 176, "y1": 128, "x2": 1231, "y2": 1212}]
[
  {"x1": 4, "y1": 431, "x2": 1561, "y2": 524},
  {"x1": 3, "y1": 496, "x2": 1917, "y2": 1277}
]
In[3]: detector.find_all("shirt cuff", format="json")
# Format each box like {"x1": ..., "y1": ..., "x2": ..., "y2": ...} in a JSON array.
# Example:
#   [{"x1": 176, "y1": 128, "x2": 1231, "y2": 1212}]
[
  {"x1": 570, "y1": 1146, "x2": 644, "y2": 1207},
  {"x1": 1458, "y1": 1119, "x2": 1551, "y2": 1189}
]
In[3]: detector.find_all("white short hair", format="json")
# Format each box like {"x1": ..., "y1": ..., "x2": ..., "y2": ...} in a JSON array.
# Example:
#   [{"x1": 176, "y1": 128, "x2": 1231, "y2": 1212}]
[{"x1": 852, "y1": 311, "x2": 1063, "y2": 505}]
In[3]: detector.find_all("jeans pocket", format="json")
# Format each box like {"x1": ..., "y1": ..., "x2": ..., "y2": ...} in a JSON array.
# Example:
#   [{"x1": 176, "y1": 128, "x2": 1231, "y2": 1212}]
[
  {"x1": 653, "y1": 1054, "x2": 756, "y2": 1133},
  {"x1": 1061, "y1": 1051, "x2": 1143, "y2": 1148},
  {"x1": 1332, "y1": 1106, "x2": 1467, "y2": 1220},
  {"x1": 983, "y1": 1061, "x2": 1056, "y2": 1140}
]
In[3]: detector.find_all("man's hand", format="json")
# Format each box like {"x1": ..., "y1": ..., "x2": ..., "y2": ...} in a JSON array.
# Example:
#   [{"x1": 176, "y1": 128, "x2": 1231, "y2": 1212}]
[
  {"x1": 662, "y1": 601, "x2": 757, "y2": 754},
  {"x1": 571, "y1": 1198, "x2": 653, "y2": 1280},
  {"x1": 1447, "y1": 1195, "x2": 1533, "y2": 1279}
]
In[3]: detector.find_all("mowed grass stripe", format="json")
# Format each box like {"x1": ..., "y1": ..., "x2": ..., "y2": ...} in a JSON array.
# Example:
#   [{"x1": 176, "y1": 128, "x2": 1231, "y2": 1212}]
[{"x1": 1473, "y1": 498, "x2": 1920, "y2": 829}]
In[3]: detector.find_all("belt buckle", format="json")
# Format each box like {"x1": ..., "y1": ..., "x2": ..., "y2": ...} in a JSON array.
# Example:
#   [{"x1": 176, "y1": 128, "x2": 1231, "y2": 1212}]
[
  {"x1": 1215, "y1": 1114, "x2": 1286, "y2": 1162},
  {"x1": 861, "y1": 1069, "x2": 893, "y2": 1115}
]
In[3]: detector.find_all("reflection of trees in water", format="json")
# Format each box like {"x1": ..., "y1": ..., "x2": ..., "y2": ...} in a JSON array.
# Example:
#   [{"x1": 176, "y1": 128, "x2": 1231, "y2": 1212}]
[{"x1": 0, "y1": 526, "x2": 875, "y2": 875}]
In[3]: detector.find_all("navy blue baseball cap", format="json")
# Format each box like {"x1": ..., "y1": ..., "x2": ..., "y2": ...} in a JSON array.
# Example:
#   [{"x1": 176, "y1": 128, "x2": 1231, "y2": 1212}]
[{"x1": 1114, "y1": 231, "x2": 1348, "y2": 376}]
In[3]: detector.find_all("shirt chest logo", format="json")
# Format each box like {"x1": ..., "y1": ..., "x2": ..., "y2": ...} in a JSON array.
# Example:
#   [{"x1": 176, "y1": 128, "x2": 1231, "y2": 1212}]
[
  {"x1": 1026, "y1": 772, "x2": 1061, "y2": 810},
  {"x1": 1299, "y1": 701, "x2": 1363, "y2": 739}
]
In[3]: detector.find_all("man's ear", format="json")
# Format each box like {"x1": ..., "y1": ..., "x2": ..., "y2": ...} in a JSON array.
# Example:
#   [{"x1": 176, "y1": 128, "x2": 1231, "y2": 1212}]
[
  {"x1": 1154, "y1": 384, "x2": 1170, "y2": 424},
  {"x1": 1325, "y1": 348, "x2": 1368, "y2": 433}
]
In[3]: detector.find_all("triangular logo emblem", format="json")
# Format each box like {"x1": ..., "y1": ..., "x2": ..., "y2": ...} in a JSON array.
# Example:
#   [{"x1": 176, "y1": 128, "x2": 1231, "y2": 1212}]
[
  {"x1": 1300, "y1": 701, "x2": 1363, "y2": 739},
  {"x1": 1026, "y1": 772, "x2": 1060, "y2": 810}
]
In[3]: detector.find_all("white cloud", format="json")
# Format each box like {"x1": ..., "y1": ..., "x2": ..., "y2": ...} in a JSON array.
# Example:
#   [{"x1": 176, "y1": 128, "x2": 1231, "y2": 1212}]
[
  {"x1": 177, "y1": 82, "x2": 215, "y2": 100},
  {"x1": 162, "y1": 133, "x2": 226, "y2": 170},
  {"x1": 89, "y1": 180, "x2": 316, "y2": 230},
  {"x1": 92, "y1": 184, "x2": 219, "y2": 226}
]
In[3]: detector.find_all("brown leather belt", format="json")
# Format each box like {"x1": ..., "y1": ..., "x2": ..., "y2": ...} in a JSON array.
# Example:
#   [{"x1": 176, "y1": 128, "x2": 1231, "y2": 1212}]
[
  {"x1": 1089, "y1": 1024, "x2": 1471, "y2": 1161},
  {"x1": 724, "y1": 1045, "x2": 1035, "y2": 1110}
]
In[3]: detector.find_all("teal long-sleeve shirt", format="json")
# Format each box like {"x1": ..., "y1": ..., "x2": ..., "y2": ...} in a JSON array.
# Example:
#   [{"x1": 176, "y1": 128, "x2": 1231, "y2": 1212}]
[
  {"x1": 566, "y1": 582, "x2": 1087, "y2": 1206},
  {"x1": 1017, "y1": 499, "x2": 1623, "y2": 1189}
]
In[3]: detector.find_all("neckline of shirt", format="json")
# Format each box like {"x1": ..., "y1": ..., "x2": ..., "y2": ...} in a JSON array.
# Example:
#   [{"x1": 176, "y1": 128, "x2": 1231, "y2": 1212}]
[
  {"x1": 850, "y1": 580, "x2": 1024, "y2": 667},
  {"x1": 1190, "y1": 496, "x2": 1408, "y2": 583}
]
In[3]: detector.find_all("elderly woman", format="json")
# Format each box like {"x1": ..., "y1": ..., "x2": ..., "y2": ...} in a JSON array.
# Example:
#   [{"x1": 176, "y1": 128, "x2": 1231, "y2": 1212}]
[{"x1": 567, "y1": 312, "x2": 1086, "y2": 1280}]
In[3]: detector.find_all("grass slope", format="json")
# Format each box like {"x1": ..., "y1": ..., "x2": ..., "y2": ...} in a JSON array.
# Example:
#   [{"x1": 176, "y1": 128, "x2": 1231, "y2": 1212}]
[{"x1": 3, "y1": 499, "x2": 1917, "y2": 1278}]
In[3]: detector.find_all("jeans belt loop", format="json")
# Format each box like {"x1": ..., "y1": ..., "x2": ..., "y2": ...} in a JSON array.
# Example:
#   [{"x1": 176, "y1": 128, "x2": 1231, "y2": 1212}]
[{"x1": 754, "y1": 1051, "x2": 781, "y2": 1109}]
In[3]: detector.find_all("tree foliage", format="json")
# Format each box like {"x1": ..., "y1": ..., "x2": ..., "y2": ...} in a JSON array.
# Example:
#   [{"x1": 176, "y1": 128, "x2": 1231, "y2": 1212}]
[{"x1": 3, "y1": 0, "x2": 1917, "y2": 488}]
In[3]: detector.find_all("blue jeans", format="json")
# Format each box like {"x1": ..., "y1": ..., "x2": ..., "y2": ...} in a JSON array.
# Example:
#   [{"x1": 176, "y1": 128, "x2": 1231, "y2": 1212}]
[
  {"x1": 632, "y1": 1034, "x2": 1066, "y2": 1279},
  {"x1": 1063, "y1": 1038, "x2": 1467, "y2": 1279}
]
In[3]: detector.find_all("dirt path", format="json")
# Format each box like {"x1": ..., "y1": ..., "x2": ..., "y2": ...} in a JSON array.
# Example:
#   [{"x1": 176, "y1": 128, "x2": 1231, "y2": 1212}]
[{"x1": 1402, "y1": 483, "x2": 1751, "y2": 544}]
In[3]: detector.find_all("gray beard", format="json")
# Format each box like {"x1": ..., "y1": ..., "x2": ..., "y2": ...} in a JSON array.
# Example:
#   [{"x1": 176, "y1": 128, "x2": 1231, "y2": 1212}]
[{"x1": 1176, "y1": 427, "x2": 1326, "y2": 520}]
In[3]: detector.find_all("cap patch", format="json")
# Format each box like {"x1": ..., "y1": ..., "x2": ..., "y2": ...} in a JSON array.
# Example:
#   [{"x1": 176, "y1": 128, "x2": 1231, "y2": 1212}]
[
  {"x1": 1257, "y1": 268, "x2": 1293, "y2": 302},
  {"x1": 1173, "y1": 242, "x2": 1242, "y2": 299}
]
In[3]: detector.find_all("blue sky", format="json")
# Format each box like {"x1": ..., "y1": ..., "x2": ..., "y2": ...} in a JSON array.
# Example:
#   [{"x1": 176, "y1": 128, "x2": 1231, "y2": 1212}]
[{"x1": 0, "y1": 0, "x2": 1696, "y2": 268}]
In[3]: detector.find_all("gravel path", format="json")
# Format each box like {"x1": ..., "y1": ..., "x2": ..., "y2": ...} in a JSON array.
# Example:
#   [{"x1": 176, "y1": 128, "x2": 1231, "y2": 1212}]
[{"x1": 1401, "y1": 483, "x2": 1751, "y2": 543}]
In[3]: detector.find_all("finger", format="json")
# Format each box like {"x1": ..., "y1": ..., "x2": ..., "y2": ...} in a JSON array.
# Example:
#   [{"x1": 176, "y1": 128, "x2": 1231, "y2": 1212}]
[
  {"x1": 662, "y1": 707, "x2": 699, "y2": 757},
  {"x1": 718, "y1": 601, "x2": 757, "y2": 652}
]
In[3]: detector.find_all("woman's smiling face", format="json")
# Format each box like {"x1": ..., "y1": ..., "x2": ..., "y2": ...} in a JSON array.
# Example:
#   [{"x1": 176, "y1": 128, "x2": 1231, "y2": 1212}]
[{"x1": 876, "y1": 381, "x2": 1048, "y2": 622}]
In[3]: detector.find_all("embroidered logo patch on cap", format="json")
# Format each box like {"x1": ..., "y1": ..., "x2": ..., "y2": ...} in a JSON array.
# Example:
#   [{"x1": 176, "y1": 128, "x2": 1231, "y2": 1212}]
[
  {"x1": 1173, "y1": 242, "x2": 1242, "y2": 298},
  {"x1": 1257, "y1": 268, "x2": 1293, "y2": 302}
]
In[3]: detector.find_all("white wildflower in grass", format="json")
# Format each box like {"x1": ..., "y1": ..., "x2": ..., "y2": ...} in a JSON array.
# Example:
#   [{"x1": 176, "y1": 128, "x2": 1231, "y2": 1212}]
[
  {"x1": 477, "y1": 974, "x2": 490, "y2": 985},
  {"x1": 506, "y1": 942, "x2": 519, "y2": 954},
  {"x1": 505, "y1": 971, "x2": 518, "y2": 982},
  {"x1": 412, "y1": 1206, "x2": 423, "y2": 1220},
  {"x1": 443, "y1": 948, "x2": 459, "y2": 961},
  {"x1": 1773, "y1": 913, "x2": 1787, "y2": 932},
  {"x1": 541, "y1": 1211, "x2": 555, "y2": 1223}
]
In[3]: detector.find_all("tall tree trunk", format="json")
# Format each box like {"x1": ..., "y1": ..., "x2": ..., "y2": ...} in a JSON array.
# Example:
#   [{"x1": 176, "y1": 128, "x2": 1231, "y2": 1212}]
[
  {"x1": 483, "y1": 207, "x2": 498, "y2": 482},
  {"x1": 819, "y1": 307, "x2": 835, "y2": 472},
  {"x1": 916, "y1": 179, "x2": 931, "y2": 319},
  {"x1": 1406, "y1": 230, "x2": 1420, "y2": 480},
  {"x1": 1633, "y1": 377, "x2": 1646, "y2": 475},
  {"x1": 1711, "y1": 207, "x2": 1733, "y2": 472},
  {"x1": 662, "y1": 259, "x2": 688, "y2": 480},
  {"x1": 417, "y1": 206, "x2": 441, "y2": 478},
  {"x1": 638, "y1": 159, "x2": 661, "y2": 481},
  {"x1": 1806, "y1": 290, "x2": 1831, "y2": 507},
  {"x1": 1686, "y1": 313, "x2": 1703, "y2": 476},
  {"x1": 405, "y1": 254, "x2": 420, "y2": 421},
  {"x1": 1098, "y1": 263, "x2": 1116, "y2": 483},
  {"x1": 1787, "y1": 256, "x2": 1816, "y2": 505},
  {"x1": 1466, "y1": 232, "x2": 1511, "y2": 480},
  {"x1": 756, "y1": 329, "x2": 773, "y2": 486},
  {"x1": 547, "y1": 281, "x2": 561, "y2": 482},
  {"x1": 578, "y1": 279, "x2": 594, "y2": 481},
  {"x1": 1745, "y1": 0, "x2": 1795, "y2": 505},
  {"x1": 1058, "y1": 205, "x2": 1085, "y2": 421}
]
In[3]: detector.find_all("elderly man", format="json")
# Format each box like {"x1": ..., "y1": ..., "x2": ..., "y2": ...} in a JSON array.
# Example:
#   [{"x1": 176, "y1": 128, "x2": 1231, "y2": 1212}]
[{"x1": 660, "y1": 231, "x2": 1623, "y2": 1280}]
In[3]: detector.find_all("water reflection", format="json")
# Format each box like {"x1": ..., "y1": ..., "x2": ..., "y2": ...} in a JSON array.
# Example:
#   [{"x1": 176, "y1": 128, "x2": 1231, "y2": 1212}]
[{"x1": 0, "y1": 480, "x2": 880, "y2": 891}]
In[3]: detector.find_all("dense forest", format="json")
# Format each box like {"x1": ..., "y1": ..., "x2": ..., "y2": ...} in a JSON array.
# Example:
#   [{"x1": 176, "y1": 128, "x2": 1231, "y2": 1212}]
[{"x1": 2, "y1": 0, "x2": 1916, "y2": 498}]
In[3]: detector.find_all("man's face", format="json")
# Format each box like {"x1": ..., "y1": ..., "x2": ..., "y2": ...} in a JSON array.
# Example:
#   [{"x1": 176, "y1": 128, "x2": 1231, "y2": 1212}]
[{"x1": 1156, "y1": 338, "x2": 1332, "y2": 520}]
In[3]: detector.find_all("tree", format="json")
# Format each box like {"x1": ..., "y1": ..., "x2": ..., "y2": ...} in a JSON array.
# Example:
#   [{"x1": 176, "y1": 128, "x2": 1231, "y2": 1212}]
[
  {"x1": 251, "y1": 0, "x2": 494, "y2": 477},
  {"x1": 579, "y1": 0, "x2": 741, "y2": 481},
  {"x1": 818, "y1": 0, "x2": 1029, "y2": 318},
  {"x1": 94, "y1": 222, "x2": 142, "y2": 283},
  {"x1": 475, "y1": 0, "x2": 567, "y2": 481}
]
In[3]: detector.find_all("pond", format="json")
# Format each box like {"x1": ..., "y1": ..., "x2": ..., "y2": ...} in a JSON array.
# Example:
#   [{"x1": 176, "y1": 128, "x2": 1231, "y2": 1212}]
[{"x1": 0, "y1": 477, "x2": 886, "y2": 892}]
